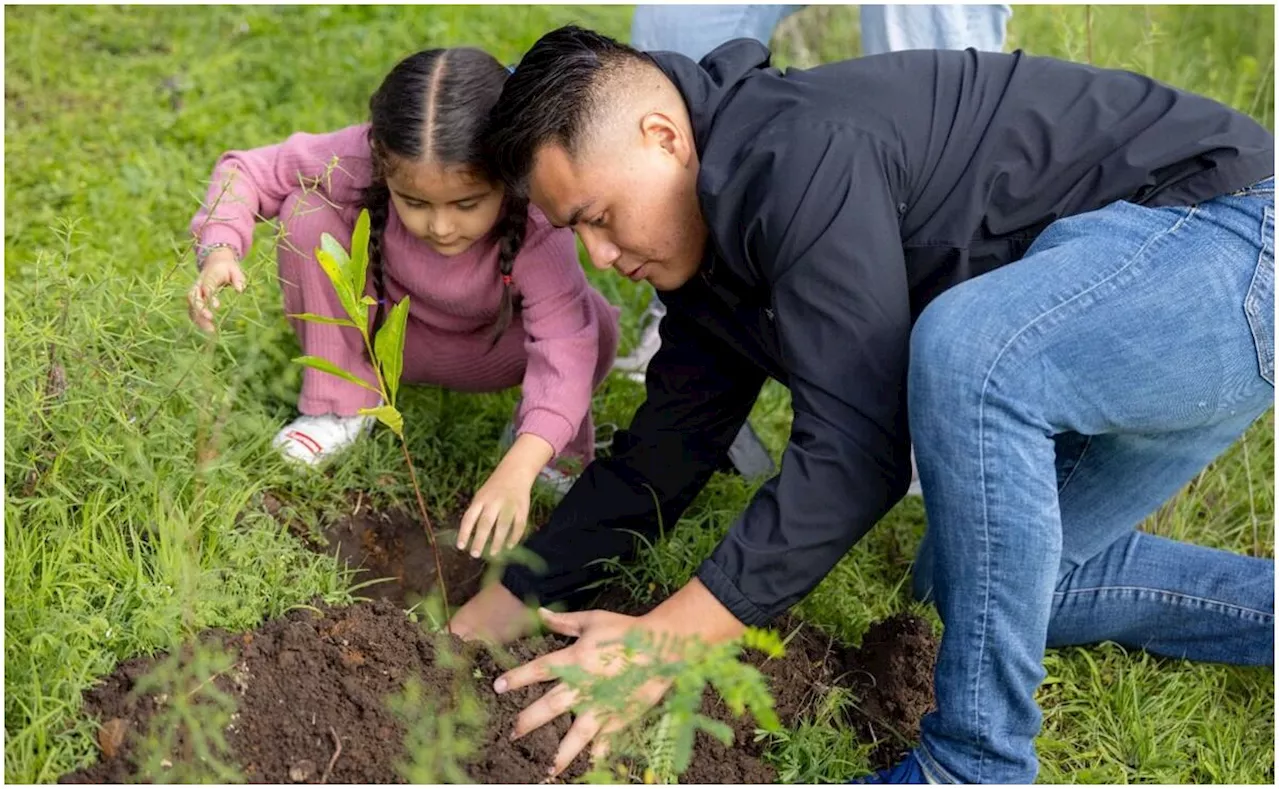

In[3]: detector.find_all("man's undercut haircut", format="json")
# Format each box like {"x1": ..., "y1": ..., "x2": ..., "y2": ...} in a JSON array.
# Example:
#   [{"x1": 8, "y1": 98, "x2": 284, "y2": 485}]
[{"x1": 483, "y1": 25, "x2": 655, "y2": 194}]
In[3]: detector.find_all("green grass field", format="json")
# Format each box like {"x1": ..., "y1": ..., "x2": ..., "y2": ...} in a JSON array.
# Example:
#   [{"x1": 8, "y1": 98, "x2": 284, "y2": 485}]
[{"x1": 5, "y1": 5, "x2": 1274, "y2": 784}]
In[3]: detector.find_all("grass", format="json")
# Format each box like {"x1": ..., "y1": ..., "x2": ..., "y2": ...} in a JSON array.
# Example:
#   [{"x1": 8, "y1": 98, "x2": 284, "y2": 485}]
[{"x1": 4, "y1": 4, "x2": 1273, "y2": 784}]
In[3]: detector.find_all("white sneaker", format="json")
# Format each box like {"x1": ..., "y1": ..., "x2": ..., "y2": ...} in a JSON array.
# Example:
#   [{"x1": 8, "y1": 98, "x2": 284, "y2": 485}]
[
  {"x1": 272, "y1": 413, "x2": 374, "y2": 466},
  {"x1": 535, "y1": 464, "x2": 577, "y2": 499},
  {"x1": 613, "y1": 296, "x2": 666, "y2": 383}
]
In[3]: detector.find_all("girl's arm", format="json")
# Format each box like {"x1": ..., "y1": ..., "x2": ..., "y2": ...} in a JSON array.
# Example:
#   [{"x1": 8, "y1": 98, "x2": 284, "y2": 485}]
[
  {"x1": 189, "y1": 124, "x2": 374, "y2": 260},
  {"x1": 509, "y1": 214, "x2": 608, "y2": 460}
]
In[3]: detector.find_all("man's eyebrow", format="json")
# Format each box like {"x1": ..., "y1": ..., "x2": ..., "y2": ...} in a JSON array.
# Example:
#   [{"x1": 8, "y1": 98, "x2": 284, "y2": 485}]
[{"x1": 550, "y1": 202, "x2": 592, "y2": 229}]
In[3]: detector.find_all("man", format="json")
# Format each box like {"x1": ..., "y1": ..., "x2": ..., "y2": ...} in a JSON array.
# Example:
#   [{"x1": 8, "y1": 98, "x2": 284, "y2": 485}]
[
  {"x1": 451, "y1": 25, "x2": 1274, "y2": 783},
  {"x1": 619, "y1": 4, "x2": 1012, "y2": 486}
]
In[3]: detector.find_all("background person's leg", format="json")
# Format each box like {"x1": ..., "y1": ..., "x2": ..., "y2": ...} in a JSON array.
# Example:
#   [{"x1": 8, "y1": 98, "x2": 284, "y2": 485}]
[
  {"x1": 629, "y1": 4, "x2": 801, "y2": 58},
  {"x1": 859, "y1": 4, "x2": 1011, "y2": 55},
  {"x1": 907, "y1": 184, "x2": 1274, "y2": 783}
]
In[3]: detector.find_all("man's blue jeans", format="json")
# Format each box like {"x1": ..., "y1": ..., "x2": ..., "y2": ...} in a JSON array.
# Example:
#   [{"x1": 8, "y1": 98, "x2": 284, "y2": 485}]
[
  {"x1": 908, "y1": 179, "x2": 1276, "y2": 783},
  {"x1": 630, "y1": 4, "x2": 1011, "y2": 60}
]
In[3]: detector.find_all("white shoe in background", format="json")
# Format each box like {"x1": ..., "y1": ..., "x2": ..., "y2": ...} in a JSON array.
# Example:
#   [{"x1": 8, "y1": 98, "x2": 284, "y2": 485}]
[
  {"x1": 612, "y1": 295, "x2": 667, "y2": 383},
  {"x1": 272, "y1": 413, "x2": 374, "y2": 466}
]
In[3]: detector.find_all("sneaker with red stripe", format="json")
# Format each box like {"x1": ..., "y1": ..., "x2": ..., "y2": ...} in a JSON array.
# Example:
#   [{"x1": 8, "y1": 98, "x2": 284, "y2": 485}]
[{"x1": 272, "y1": 413, "x2": 374, "y2": 467}]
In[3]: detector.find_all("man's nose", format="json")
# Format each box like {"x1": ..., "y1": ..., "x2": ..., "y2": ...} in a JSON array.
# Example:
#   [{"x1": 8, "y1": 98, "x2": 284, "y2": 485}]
[{"x1": 580, "y1": 232, "x2": 621, "y2": 270}]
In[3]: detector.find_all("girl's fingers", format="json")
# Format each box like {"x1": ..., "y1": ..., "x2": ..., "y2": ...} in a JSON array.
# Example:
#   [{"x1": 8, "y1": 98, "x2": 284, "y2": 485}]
[
  {"x1": 488, "y1": 510, "x2": 514, "y2": 558},
  {"x1": 469, "y1": 506, "x2": 499, "y2": 558},
  {"x1": 457, "y1": 501, "x2": 482, "y2": 551},
  {"x1": 506, "y1": 505, "x2": 530, "y2": 550}
]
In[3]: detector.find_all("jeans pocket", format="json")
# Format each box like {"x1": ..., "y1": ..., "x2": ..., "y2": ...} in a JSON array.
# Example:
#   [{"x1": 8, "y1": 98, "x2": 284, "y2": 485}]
[{"x1": 1244, "y1": 204, "x2": 1275, "y2": 386}]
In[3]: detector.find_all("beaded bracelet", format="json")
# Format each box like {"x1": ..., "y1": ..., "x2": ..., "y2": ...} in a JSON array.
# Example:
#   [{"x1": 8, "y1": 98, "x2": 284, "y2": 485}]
[{"x1": 195, "y1": 242, "x2": 239, "y2": 271}]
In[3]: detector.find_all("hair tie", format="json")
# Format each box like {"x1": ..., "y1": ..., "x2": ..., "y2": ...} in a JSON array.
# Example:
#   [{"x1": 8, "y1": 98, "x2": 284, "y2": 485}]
[
  {"x1": 501, "y1": 274, "x2": 513, "y2": 286},
  {"x1": 506, "y1": 64, "x2": 516, "y2": 75}
]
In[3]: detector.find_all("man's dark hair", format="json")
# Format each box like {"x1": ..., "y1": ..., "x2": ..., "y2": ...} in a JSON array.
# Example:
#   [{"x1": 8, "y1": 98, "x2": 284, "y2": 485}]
[{"x1": 483, "y1": 25, "x2": 653, "y2": 193}]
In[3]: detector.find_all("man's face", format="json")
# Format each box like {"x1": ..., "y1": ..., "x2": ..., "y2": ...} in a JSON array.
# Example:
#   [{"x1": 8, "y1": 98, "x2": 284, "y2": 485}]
[{"x1": 527, "y1": 116, "x2": 707, "y2": 291}]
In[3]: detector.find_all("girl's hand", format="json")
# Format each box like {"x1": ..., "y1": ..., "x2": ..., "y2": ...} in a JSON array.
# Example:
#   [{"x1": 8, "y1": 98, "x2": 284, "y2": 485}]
[
  {"x1": 458, "y1": 433, "x2": 554, "y2": 558},
  {"x1": 187, "y1": 249, "x2": 247, "y2": 332}
]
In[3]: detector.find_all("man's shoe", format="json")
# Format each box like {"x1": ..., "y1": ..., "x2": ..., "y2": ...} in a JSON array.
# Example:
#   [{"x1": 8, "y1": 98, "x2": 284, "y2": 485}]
[{"x1": 848, "y1": 752, "x2": 930, "y2": 784}]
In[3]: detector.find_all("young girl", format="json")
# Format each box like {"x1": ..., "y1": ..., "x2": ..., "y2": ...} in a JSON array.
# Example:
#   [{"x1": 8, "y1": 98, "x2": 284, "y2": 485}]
[{"x1": 185, "y1": 47, "x2": 619, "y2": 558}]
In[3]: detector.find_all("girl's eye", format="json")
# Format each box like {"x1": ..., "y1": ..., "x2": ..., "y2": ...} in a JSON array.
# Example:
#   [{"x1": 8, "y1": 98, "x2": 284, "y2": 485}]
[
  {"x1": 456, "y1": 200, "x2": 480, "y2": 211},
  {"x1": 402, "y1": 199, "x2": 428, "y2": 209},
  {"x1": 589, "y1": 214, "x2": 607, "y2": 228}
]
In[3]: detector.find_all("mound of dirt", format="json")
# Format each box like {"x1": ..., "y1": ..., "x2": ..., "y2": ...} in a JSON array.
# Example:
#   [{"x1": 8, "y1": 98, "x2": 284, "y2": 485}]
[
  {"x1": 63, "y1": 499, "x2": 940, "y2": 783},
  {"x1": 838, "y1": 613, "x2": 940, "y2": 768},
  {"x1": 61, "y1": 599, "x2": 834, "y2": 784}
]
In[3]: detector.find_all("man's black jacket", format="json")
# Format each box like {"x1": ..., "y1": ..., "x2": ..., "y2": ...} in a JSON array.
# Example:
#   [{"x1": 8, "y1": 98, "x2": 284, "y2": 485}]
[{"x1": 504, "y1": 41, "x2": 1274, "y2": 626}]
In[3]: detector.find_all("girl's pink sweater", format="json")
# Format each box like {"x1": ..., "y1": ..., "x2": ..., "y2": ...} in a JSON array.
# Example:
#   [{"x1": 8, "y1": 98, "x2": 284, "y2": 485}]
[{"x1": 190, "y1": 124, "x2": 607, "y2": 456}]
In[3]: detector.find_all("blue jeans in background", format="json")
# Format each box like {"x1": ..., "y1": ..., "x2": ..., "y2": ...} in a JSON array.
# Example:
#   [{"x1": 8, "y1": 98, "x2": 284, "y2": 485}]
[
  {"x1": 908, "y1": 178, "x2": 1276, "y2": 783},
  {"x1": 630, "y1": 4, "x2": 1011, "y2": 60}
]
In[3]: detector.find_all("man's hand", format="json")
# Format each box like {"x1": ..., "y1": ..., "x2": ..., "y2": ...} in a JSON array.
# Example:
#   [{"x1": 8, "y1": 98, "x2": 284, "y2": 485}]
[
  {"x1": 495, "y1": 607, "x2": 671, "y2": 776},
  {"x1": 493, "y1": 578, "x2": 745, "y2": 776},
  {"x1": 448, "y1": 582, "x2": 539, "y2": 645}
]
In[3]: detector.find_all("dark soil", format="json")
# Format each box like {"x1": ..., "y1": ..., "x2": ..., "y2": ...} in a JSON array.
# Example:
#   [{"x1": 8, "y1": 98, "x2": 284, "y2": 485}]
[
  {"x1": 837, "y1": 614, "x2": 941, "y2": 769},
  {"x1": 61, "y1": 599, "x2": 834, "y2": 784},
  {"x1": 267, "y1": 492, "x2": 489, "y2": 611},
  {"x1": 62, "y1": 501, "x2": 939, "y2": 783}
]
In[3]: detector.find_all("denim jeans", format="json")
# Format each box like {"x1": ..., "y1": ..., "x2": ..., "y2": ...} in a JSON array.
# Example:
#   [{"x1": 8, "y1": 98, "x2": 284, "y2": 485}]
[
  {"x1": 630, "y1": 4, "x2": 1011, "y2": 60},
  {"x1": 907, "y1": 178, "x2": 1276, "y2": 783}
]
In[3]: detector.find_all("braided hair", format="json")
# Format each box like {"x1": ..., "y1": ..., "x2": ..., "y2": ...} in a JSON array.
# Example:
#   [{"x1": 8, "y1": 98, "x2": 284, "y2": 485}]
[{"x1": 362, "y1": 47, "x2": 527, "y2": 343}]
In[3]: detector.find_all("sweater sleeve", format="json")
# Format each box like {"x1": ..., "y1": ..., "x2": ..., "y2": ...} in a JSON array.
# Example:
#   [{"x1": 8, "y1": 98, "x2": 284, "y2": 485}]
[
  {"x1": 511, "y1": 211, "x2": 606, "y2": 456},
  {"x1": 188, "y1": 124, "x2": 374, "y2": 258}
]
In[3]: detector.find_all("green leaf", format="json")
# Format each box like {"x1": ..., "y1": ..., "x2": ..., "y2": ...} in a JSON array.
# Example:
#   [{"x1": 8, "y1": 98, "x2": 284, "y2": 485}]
[
  {"x1": 374, "y1": 296, "x2": 410, "y2": 406},
  {"x1": 671, "y1": 721, "x2": 696, "y2": 775},
  {"x1": 694, "y1": 715, "x2": 734, "y2": 747},
  {"x1": 361, "y1": 295, "x2": 378, "y2": 306},
  {"x1": 359, "y1": 405, "x2": 403, "y2": 437},
  {"x1": 293, "y1": 355, "x2": 378, "y2": 392},
  {"x1": 315, "y1": 248, "x2": 358, "y2": 321},
  {"x1": 348, "y1": 208, "x2": 372, "y2": 300},
  {"x1": 286, "y1": 312, "x2": 356, "y2": 327},
  {"x1": 319, "y1": 232, "x2": 350, "y2": 267}
]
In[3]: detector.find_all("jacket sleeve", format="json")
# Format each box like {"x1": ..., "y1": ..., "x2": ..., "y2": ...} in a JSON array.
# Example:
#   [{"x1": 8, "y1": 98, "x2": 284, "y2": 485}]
[
  {"x1": 696, "y1": 125, "x2": 915, "y2": 626},
  {"x1": 502, "y1": 301, "x2": 767, "y2": 607}
]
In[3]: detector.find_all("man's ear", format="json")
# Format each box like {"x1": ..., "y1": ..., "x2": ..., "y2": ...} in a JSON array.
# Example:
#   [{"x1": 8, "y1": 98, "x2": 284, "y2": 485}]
[{"x1": 640, "y1": 111, "x2": 694, "y2": 167}]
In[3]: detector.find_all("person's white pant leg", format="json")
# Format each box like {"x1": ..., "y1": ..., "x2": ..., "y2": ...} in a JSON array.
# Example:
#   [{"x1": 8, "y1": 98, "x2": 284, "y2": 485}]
[
  {"x1": 630, "y1": 4, "x2": 803, "y2": 59},
  {"x1": 860, "y1": 4, "x2": 1011, "y2": 55}
]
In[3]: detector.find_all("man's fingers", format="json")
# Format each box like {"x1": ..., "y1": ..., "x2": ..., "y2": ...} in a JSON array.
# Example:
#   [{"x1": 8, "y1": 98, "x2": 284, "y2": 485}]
[
  {"x1": 552, "y1": 710, "x2": 604, "y2": 777},
  {"x1": 512, "y1": 682, "x2": 577, "y2": 741},
  {"x1": 495, "y1": 647, "x2": 567, "y2": 693},
  {"x1": 590, "y1": 716, "x2": 627, "y2": 764},
  {"x1": 539, "y1": 607, "x2": 591, "y2": 638}
]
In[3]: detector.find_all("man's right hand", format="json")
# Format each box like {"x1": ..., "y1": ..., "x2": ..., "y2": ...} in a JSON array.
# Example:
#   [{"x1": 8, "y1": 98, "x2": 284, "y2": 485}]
[
  {"x1": 188, "y1": 249, "x2": 247, "y2": 333},
  {"x1": 449, "y1": 582, "x2": 541, "y2": 645}
]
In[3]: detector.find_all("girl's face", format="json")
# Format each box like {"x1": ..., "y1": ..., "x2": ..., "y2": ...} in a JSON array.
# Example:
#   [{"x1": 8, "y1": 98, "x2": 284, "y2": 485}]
[{"x1": 384, "y1": 158, "x2": 505, "y2": 256}]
